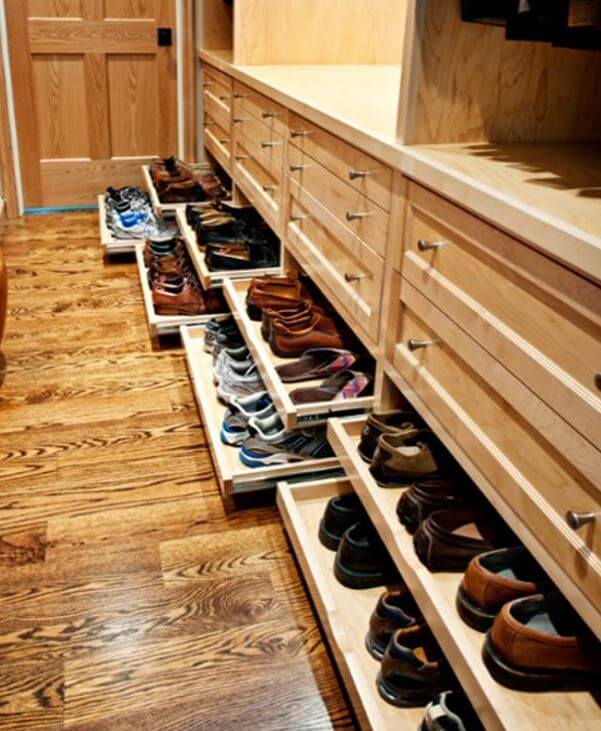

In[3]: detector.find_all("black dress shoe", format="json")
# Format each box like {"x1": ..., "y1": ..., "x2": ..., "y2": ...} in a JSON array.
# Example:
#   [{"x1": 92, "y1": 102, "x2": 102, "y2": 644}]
[
  {"x1": 366, "y1": 588, "x2": 423, "y2": 660},
  {"x1": 334, "y1": 520, "x2": 398, "y2": 589},
  {"x1": 318, "y1": 493, "x2": 366, "y2": 551}
]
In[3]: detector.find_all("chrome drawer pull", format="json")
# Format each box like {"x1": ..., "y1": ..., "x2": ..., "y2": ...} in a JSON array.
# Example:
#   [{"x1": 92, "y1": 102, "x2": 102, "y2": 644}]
[
  {"x1": 235, "y1": 155, "x2": 248, "y2": 161},
  {"x1": 262, "y1": 184, "x2": 277, "y2": 192},
  {"x1": 289, "y1": 164, "x2": 309, "y2": 172},
  {"x1": 218, "y1": 139, "x2": 229, "y2": 145},
  {"x1": 202, "y1": 81, "x2": 214, "y2": 88},
  {"x1": 595, "y1": 373, "x2": 601, "y2": 390},
  {"x1": 202, "y1": 121, "x2": 214, "y2": 127},
  {"x1": 408, "y1": 338, "x2": 436, "y2": 351},
  {"x1": 218, "y1": 94, "x2": 229, "y2": 101},
  {"x1": 566, "y1": 511, "x2": 599, "y2": 530},
  {"x1": 262, "y1": 111, "x2": 279, "y2": 119},
  {"x1": 233, "y1": 117, "x2": 247, "y2": 124},
  {"x1": 349, "y1": 169, "x2": 373, "y2": 180},
  {"x1": 261, "y1": 141, "x2": 282, "y2": 148},
  {"x1": 291, "y1": 214, "x2": 310, "y2": 222},
  {"x1": 346, "y1": 211, "x2": 372, "y2": 222},
  {"x1": 418, "y1": 239, "x2": 446, "y2": 251},
  {"x1": 233, "y1": 92, "x2": 247, "y2": 99},
  {"x1": 344, "y1": 273, "x2": 367, "y2": 283},
  {"x1": 290, "y1": 130, "x2": 311, "y2": 138}
]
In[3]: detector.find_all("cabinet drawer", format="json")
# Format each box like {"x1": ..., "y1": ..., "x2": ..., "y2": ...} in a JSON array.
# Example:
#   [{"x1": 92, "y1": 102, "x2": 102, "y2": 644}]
[
  {"x1": 234, "y1": 114, "x2": 284, "y2": 181},
  {"x1": 233, "y1": 82, "x2": 287, "y2": 138},
  {"x1": 403, "y1": 182, "x2": 601, "y2": 453},
  {"x1": 203, "y1": 90, "x2": 230, "y2": 134},
  {"x1": 288, "y1": 145, "x2": 389, "y2": 258},
  {"x1": 288, "y1": 112, "x2": 392, "y2": 211},
  {"x1": 204, "y1": 114, "x2": 231, "y2": 172},
  {"x1": 203, "y1": 65, "x2": 232, "y2": 96},
  {"x1": 234, "y1": 140, "x2": 280, "y2": 232},
  {"x1": 286, "y1": 190, "x2": 383, "y2": 345},
  {"x1": 392, "y1": 278, "x2": 601, "y2": 617}
]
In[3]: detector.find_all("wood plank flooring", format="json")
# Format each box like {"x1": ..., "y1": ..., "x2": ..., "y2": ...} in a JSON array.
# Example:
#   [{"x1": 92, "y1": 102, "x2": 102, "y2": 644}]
[{"x1": 0, "y1": 212, "x2": 354, "y2": 730}]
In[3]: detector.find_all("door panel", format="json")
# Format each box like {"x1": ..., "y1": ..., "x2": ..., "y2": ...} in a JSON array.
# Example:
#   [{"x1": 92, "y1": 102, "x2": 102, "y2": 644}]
[{"x1": 6, "y1": 0, "x2": 177, "y2": 207}]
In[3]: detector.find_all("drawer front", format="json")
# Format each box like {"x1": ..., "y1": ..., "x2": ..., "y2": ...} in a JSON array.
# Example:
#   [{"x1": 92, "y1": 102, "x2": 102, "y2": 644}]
[
  {"x1": 288, "y1": 112, "x2": 392, "y2": 211},
  {"x1": 234, "y1": 140, "x2": 280, "y2": 231},
  {"x1": 234, "y1": 114, "x2": 284, "y2": 181},
  {"x1": 288, "y1": 145, "x2": 389, "y2": 258},
  {"x1": 287, "y1": 190, "x2": 383, "y2": 344},
  {"x1": 404, "y1": 182, "x2": 601, "y2": 452},
  {"x1": 203, "y1": 90, "x2": 230, "y2": 133},
  {"x1": 233, "y1": 82, "x2": 287, "y2": 138},
  {"x1": 203, "y1": 65, "x2": 232, "y2": 95},
  {"x1": 204, "y1": 114, "x2": 231, "y2": 171},
  {"x1": 393, "y1": 278, "x2": 601, "y2": 613}
]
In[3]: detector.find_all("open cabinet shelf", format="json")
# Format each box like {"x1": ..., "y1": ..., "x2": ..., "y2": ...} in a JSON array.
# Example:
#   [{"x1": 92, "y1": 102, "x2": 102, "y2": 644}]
[
  {"x1": 277, "y1": 475, "x2": 424, "y2": 731},
  {"x1": 176, "y1": 207, "x2": 282, "y2": 289},
  {"x1": 222, "y1": 277, "x2": 375, "y2": 431},
  {"x1": 134, "y1": 244, "x2": 227, "y2": 338},
  {"x1": 97, "y1": 195, "x2": 139, "y2": 254},
  {"x1": 327, "y1": 416, "x2": 601, "y2": 731},
  {"x1": 180, "y1": 324, "x2": 341, "y2": 496}
]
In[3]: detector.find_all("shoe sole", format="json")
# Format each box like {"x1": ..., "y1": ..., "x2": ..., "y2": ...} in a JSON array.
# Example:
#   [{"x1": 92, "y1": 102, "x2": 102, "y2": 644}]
[
  {"x1": 239, "y1": 450, "x2": 302, "y2": 468},
  {"x1": 376, "y1": 672, "x2": 441, "y2": 708},
  {"x1": 220, "y1": 430, "x2": 247, "y2": 447},
  {"x1": 455, "y1": 585, "x2": 496, "y2": 632},
  {"x1": 333, "y1": 553, "x2": 390, "y2": 590},
  {"x1": 246, "y1": 302, "x2": 263, "y2": 321},
  {"x1": 482, "y1": 631, "x2": 599, "y2": 692}
]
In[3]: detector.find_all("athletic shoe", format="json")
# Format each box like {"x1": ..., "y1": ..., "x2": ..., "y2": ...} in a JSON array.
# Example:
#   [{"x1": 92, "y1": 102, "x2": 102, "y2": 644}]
[
  {"x1": 214, "y1": 345, "x2": 252, "y2": 383},
  {"x1": 240, "y1": 427, "x2": 333, "y2": 467},
  {"x1": 220, "y1": 391, "x2": 275, "y2": 446},
  {"x1": 217, "y1": 363, "x2": 264, "y2": 401}
]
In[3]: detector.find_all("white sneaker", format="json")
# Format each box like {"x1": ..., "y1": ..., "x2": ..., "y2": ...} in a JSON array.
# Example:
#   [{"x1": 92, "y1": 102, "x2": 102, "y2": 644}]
[{"x1": 217, "y1": 363, "x2": 264, "y2": 401}]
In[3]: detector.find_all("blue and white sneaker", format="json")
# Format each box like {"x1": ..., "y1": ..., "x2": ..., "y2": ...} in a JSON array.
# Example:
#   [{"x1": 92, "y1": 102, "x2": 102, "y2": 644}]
[
  {"x1": 220, "y1": 391, "x2": 275, "y2": 446},
  {"x1": 240, "y1": 427, "x2": 333, "y2": 468}
]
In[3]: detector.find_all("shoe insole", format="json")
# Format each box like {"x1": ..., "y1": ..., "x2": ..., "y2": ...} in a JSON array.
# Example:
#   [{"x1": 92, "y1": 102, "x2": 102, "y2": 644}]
[
  {"x1": 497, "y1": 567, "x2": 519, "y2": 581},
  {"x1": 453, "y1": 522, "x2": 483, "y2": 540},
  {"x1": 524, "y1": 612, "x2": 557, "y2": 636}
]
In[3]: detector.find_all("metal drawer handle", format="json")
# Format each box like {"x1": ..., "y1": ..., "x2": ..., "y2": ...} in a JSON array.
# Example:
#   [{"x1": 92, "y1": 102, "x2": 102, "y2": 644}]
[
  {"x1": 218, "y1": 139, "x2": 229, "y2": 145},
  {"x1": 418, "y1": 239, "x2": 447, "y2": 252},
  {"x1": 202, "y1": 121, "x2": 214, "y2": 127},
  {"x1": 408, "y1": 338, "x2": 436, "y2": 352},
  {"x1": 218, "y1": 94, "x2": 229, "y2": 101},
  {"x1": 566, "y1": 511, "x2": 599, "y2": 530},
  {"x1": 261, "y1": 141, "x2": 282, "y2": 149},
  {"x1": 233, "y1": 117, "x2": 247, "y2": 124},
  {"x1": 203, "y1": 81, "x2": 214, "y2": 88},
  {"x1": 289, "y1": 164, "x2": 309, "y2": 172},
  {"x1": 262, "y1": 111, "x2": 279, "y2": 119},
  {"x1": 262, "y1": 184, "x2": 277, "y2": 192},
  {"x1": 349, "y1": 169, "x2": 373, "y2": 180},
  {"x1": 235, "y1": 155, "x2": 248, "y2": 161},
  {"x1": 346, "y1": 211, "x2": 372, "y2": 222},
  {"x1": 290, "y1": 130, "x2": 311, "y2": 138},
  {"x1": 291, "y1": 214, "x2": 310, "y2": 222},
  {"x1": 233, "y1": 92, "x2": 247, "y2": 99},
  {"x1": 595, "y1": 373, "x2": 601, "y2": 391},
  {"x1": 344, "y1": 273, "x2": 367, "y2": 283}
]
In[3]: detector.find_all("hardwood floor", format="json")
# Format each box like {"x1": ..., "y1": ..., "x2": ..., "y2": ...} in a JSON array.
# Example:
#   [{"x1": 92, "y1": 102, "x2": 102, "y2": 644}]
[{"x1": 0, "y1": 212, "x2": 355, "y2": 730}]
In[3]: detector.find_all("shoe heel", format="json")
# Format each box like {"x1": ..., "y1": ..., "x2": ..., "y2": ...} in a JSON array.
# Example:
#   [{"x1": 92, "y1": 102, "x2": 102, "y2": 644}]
[{"x1": 246, "y1": 302, "x2": 263, "y2": 321}]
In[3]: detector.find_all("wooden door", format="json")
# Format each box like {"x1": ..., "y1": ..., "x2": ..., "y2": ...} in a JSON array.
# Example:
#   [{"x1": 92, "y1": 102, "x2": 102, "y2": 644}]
[{"x1": 5, "y1": 0, "x2": 178, "y2": 208}]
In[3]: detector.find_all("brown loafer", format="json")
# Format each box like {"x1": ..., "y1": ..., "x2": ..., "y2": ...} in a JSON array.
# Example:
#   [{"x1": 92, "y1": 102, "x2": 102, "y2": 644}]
[
  {"x1": 152, "y1": 283, "x2": 207, "y2": 316},
  {"x1": 270, "y1": 313, "x2": 346, "y2": 358},
  {"x1": 396, "y1": 479, "x2": 470, "y2": 534},
  {"x1": 369, "y1": 429, "x2": 442, "y2": 487},
  {"x1": 246, "y1": 278, "x2": 307, "y2": 320},
  {"x1": 413, "y1": 509, "x2": 514, "y2": 572},
  {"x1": 366, "y1": 588, "x2": 424, "y2": 660},
  {"x1": 457, "y1": 546, "x2": 547, "y2": 631},
  {"x1": 358, "y1": 410, "x2": 424, "y2": 464},
  {"x1": 484, "y1": 593, "x2": 601, "y2": 691}
]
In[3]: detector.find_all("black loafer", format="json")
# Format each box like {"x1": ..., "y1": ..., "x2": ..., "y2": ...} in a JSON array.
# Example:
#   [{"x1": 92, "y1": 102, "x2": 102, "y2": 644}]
[
  {"x1": 318, "y1": 493, "x2": 366, "y2": 551},
  {"x1": 334, "y1": 521, "x2": 398, "y2": 589}
]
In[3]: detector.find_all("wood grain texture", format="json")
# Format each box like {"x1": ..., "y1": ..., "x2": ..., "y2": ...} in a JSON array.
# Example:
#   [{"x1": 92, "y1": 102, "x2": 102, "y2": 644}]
[{"x1": 0, "y1": 211, "x2": 353, "y2": 730}]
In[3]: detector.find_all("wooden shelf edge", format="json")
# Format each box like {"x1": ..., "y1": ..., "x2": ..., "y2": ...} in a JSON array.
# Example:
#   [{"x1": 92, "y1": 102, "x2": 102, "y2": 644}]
[{"x1": 327, "y1": 414, "x2": 601, "y2": 731}]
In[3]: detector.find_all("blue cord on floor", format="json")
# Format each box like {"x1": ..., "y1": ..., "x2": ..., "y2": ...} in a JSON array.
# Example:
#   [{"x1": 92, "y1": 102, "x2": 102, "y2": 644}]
[{"x1": 24, "y1": 206, "x2": 98, "y2": 215}]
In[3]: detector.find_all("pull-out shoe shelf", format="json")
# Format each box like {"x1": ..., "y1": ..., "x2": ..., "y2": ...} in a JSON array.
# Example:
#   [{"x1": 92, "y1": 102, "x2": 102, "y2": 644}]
[
  {"x1": 98, "y1": 195, "x2": 140, "y2": 254},
  {"x1": 181, "y1": 324, "x2": 341, "y2": 496},
  {"x1": 223, "y1": 277, "x2": 374, "y2": 430},
  {"x1": 325, "y1": 415, "x2": 600, "y2": 731},
  {"x1": 135, "y1": 244, "x2": 228, "y2": 338},
  {"x1": 277, "y1": 475, "x2": 421, "y2": 731},
  {"x1": 176, "y1": 208, "x2": 282, "y2": 289}
]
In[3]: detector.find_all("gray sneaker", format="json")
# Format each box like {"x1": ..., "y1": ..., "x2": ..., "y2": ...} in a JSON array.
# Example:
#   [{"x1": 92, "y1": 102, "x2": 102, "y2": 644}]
[
  {"x1": 217, "y1": 362, "x2": 264, "y2": 401},
  {"x1": 240, "y1": 427, "x2": 333, "y2": 467}
]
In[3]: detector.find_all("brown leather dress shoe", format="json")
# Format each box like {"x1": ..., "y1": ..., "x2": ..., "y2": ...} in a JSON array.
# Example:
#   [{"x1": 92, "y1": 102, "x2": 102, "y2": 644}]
[
  {"x1": 396, "y1": 479, "x2": 470, "y2": 534},
  {"x1": 152, "y1": 282, "x2": 206, "y2": 316},
  {"x1": 369, "y1": 429, "x2": 442, "y2": 487},
  {"x1": 413, "y1": 509, "x2": 514, "y2": 572},
  {"x1": 270, "y1": 313, "x2": 346, "y2": 358},
  {"x1": 484, "y1": 593, "x2": 601, "y2": 691},
  {"x1": 366, "y1": 588, "x2": 424, "y2": 660},
  {"x1": 377, "y1": 625, "x2": 454, "y2": 707},
  {"x1": 457, "y1": 546, "x2": 547, "y2": 631},
  {"x1": 246, "y1": 278, "x2": 306, "y2": 320}
]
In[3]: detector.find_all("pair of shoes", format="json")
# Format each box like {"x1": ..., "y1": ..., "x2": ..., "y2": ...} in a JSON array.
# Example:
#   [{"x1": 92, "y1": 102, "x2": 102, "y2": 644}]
[
  {"x1": 220, "y1": 390, "x2": 275, "y2": 446},
  {"x1": 205, "y1": 316, "x2": 244, "y2": 354},
  {"x1": 105, "y1": 186, "x2": 177, "y2": 241},
  {"x1": 358, "y1": 410, "x2": 426, "y2": 464},
  {"x1": 317, "y1": 493, "x2": 398, "y2": 588},
  {"x1": 151, "y1": 158, "x2": 228, "y2": 204},
  {"x1": 239, "y1": 421, "x2": 333, "y2": 467},
  {"x1": 455, "y1": 546, "x2": 601, "y2": 691},
  {"x1": 420, "y1": 690, "x2": 484, "y2": 730},
  {"x1": 146, "y1": 238, "x2": 226, "y2": 316}
]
